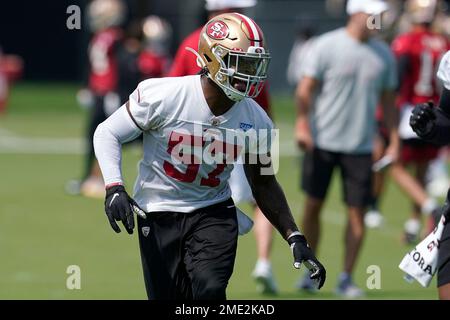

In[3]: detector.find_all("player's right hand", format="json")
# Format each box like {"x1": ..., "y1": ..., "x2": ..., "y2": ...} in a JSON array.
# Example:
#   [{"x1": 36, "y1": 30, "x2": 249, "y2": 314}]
[
  {"x1": 288, "y1": 234, "x2": 326, "y2": 289},
  {"x1": 410, "y1": 102, "x2": 436, "y2": 138},
  {"x1": 104, "y1": 185, "x2": 146, "y2": 234}
]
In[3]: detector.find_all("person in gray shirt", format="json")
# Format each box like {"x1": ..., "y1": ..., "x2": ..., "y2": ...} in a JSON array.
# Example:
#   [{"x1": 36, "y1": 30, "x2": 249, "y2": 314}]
[{"x1": 295, "y1": 0, "x2": 400, "y2": 297}]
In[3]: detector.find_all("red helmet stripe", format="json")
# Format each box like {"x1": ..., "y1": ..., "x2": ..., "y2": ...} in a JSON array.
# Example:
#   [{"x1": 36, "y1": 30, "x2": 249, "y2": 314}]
[
  {"x1": 246, "y1": 16, "x2": 264, "y2": 47},
  {"x1": 252, "y1": 19, "x2": 264, "y2": 47},
  {"x1": 233, "y1": 13, "x2": 263, "y2": 47}
]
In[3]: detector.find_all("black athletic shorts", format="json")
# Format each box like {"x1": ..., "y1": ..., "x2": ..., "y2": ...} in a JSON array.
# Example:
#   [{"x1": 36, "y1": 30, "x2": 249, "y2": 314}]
[
  {"x1": 137, "y1": 198, "x2": 238, "y2": 300},
  {"x1": 438, "y1": 222, "x2": 450, "y2": 287},
  {"x1": 301, "y1": 148, "x2": 373, "y2": 208}
]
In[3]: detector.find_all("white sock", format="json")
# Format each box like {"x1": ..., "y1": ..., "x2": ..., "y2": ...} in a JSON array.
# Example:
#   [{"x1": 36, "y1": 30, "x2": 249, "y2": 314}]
[
  {"x1": 255, "y1": 259, "x2": 271, "y2": 270},
  {"x1": 404, "y1": 218, "x2": 421, "y2": 235},
  {"x1": 421, "y1": 198, "x2": 438, "y2": 216}
]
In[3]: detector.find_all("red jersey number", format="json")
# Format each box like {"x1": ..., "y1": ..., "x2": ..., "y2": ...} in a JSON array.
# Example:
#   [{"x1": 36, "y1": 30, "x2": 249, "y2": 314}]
[{"x1": 163, "y1": 131, "x2": 232, "y2": 187}]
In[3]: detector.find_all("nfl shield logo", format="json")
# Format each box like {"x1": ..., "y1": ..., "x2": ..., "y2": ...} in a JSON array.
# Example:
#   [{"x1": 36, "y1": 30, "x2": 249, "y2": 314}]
[
  {"x1": 239, "y1": 122, "x2": 253, "y2": 131},
  {"x1": 141, "y1": 226, "x2": 150, "y2": 237}
]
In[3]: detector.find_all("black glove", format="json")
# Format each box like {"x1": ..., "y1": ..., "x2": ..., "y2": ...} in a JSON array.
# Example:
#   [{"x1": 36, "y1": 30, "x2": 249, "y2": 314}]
[
  {"x1": 410, "y1": 102, "x2": 436, "y2": 138},
  {"x1": 288, "y1": 234, "x2": 326, "y2": 289},
  {"x1": 104, "y1": 185, "x2": 146, "y2": 234}
]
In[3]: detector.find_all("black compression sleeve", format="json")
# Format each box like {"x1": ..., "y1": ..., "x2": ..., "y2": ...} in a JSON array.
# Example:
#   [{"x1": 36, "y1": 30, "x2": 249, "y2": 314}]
[
  {"x1": 429, "y1": 107, "x2": 450, "y2": 145},
  {"x1": 419, "y1": 88, "x2": 450, "y2": 145},
  {"x1": 439, "y1": 87, "x2": 450, "y2": 116},
  {"x1": 428, "y1": 88, "x2": 450, "y2": 145}
]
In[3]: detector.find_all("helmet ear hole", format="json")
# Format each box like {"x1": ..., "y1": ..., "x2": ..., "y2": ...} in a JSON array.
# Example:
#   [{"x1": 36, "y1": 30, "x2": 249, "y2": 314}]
[{"x1": 203, "y1": 54, "x2": 212, "y2": 63}]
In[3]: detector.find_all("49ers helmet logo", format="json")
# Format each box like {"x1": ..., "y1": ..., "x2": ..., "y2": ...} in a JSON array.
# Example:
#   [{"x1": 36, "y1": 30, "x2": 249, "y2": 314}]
[{"x1": 206, "y1": 21, "x2": 229, "y2": 40}]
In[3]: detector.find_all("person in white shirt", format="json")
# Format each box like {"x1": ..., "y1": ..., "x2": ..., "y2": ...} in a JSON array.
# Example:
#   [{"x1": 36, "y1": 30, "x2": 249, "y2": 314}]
[{"x1": 295, "y1": 0, "x2": 400, "y2": 297}]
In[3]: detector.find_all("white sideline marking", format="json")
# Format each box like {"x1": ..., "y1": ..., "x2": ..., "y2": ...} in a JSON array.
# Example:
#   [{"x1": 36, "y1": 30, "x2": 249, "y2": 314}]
[
  {"x1": 0, "y1": 130, "x2": 84, "y2": 154},
  {"x1": 0, "y1": 129, "x2": 299, "y2": 156},
  {"x1": 0, "y1": 127, "x2": 15, "y2": 136}
]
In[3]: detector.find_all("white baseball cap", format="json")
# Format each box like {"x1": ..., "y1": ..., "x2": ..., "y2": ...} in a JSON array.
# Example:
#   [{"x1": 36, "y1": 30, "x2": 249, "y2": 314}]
[
  {"x1": 205, "y1": 0, "x2": 257, "y2": 11},
  {"x1": 346, "y1": 0, "x2": 389, "y2": 16}
]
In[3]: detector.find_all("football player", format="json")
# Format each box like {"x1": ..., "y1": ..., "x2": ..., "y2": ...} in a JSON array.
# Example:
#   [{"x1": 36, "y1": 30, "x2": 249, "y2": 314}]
[
  {"x1": 0, "y1": 48, "x2": 23, "y2": 114},
  {"x1": 138, "y1": 15, "x2": 172, "y2": 80},
  {"x1": 116, "y1": 16, "x2": 172, "y2": 111},
  {"x1": 167, "y1": 0, "x2": 278, "y2": 295},
  {"x1": 410, "y1": 49, "x2": 450, "y2": 300},
  {"x1": 68, "y1": 0, "x2": 125, "y2": 198},
  {"x1": 93, "y1": 13, "x2": 326, "y2": 300},
  {"x1": 390, "y1": 0, "x2": 448, "y2": 243},
  {"x1": 115, "y1": 21, "x2": 143, "y2": 105}
]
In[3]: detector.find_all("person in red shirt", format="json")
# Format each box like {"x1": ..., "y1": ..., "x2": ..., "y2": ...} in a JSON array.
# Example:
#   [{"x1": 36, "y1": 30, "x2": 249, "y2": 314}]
[
  {"x1": 67, "y1": 0, "x2": 125, "y2": 198},
  {"x1": 389, "y1": 0, "x2": 448, "y2": 243},
  {"x1": 0, "y1": 49, "x2": 23, "y2": 114},
  {"x1": 167, "y1": 28, "x2": 202, "y2": 78},
  {"x1": 167, "y1": 0, "x2": 277, "y2": 295},
  {"x1": 138, "y1": 15, "x2": 172, "y2": 80},
  {"x1": 115, "y1": 16, "x2": 172, "y2": 103}
]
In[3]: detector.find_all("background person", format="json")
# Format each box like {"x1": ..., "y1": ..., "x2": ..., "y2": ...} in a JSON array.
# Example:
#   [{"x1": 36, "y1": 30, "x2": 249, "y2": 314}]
[
  {"x1": 295, "y1": 0, "x2": 400, "y2": 297},
  {"x1": 67, "y1": 0, "x2": 126, "y2": 198}
]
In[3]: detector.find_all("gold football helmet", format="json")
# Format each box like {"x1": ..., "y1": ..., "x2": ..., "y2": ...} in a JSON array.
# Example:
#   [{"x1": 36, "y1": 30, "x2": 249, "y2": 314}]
[{"x1": 188, "y1": 13, "x2": 270, "y2": 102}]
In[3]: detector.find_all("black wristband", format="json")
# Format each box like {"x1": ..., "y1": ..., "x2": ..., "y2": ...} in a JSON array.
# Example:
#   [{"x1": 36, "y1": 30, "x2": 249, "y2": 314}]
[{"x1": 287, "y1": 234, "x2": 308, "y2": 246}]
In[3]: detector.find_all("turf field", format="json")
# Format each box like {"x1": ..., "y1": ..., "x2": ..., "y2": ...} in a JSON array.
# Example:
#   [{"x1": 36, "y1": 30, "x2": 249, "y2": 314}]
[{"x1": 0, "y1": 82, "x2": 440, "y2": 299}]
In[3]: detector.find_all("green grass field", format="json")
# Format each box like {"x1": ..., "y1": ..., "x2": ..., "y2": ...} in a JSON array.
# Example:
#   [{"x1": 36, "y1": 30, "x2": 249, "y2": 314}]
[{"x1": 0, "y1": 82, "x2": 440, "y2": 299}]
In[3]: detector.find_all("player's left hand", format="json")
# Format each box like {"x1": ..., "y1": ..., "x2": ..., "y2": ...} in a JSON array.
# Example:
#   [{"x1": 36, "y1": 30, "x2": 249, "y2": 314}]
[
  {"x1": 288, "y1": 234, "x2": 326, "y2": 289},
  {"x1": 104, "y1": 185, "x2": 146, "y2": 234}
]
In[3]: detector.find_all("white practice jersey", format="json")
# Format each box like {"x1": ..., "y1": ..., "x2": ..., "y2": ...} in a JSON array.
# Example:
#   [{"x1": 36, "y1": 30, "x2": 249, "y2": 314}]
[
  {"x1": 437, "y1": 50, "x2": 450, "y2": 90},
  {"x1": 126, "y1": 75, "x2": 273, "y2": 213}
]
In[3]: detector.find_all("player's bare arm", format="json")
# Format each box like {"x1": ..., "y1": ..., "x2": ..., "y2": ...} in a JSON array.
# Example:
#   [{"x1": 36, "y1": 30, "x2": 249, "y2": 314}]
[
  {"x1": 243, "y1": 155, "x2": 297, "y2": 239},
  {"x1": 243, "y1": 154, "x2": 326, "y2": 289}
]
